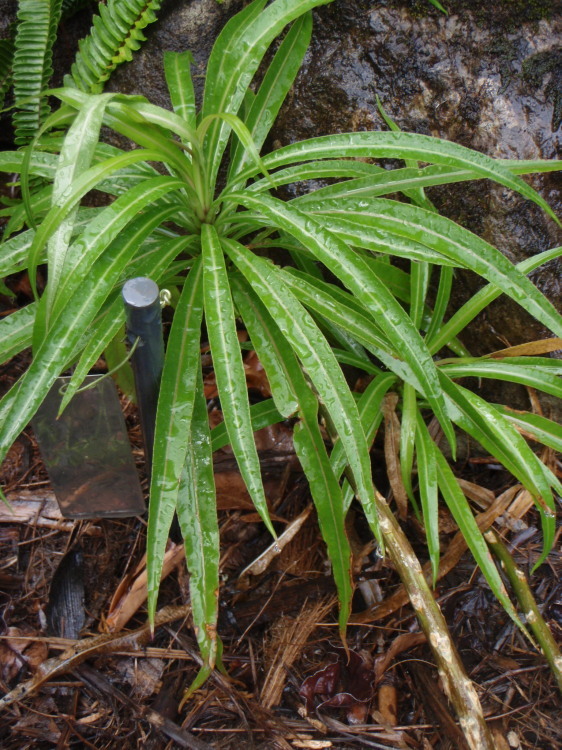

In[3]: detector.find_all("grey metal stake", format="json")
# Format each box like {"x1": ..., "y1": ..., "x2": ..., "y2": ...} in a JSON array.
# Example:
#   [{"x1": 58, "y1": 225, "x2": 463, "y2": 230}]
[{"x1": 122, "y1": 277, "x2": 164, "y2": 476}]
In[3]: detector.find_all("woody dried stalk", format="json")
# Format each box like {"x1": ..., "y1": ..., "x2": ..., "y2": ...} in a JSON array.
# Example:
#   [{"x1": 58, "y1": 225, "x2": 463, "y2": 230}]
[
  {"x1": 374, "y1": 491, "x2": 495, "y2": 750},
  {"x1": 485, "y1": 528, "x2": 562, "y2": 694}
]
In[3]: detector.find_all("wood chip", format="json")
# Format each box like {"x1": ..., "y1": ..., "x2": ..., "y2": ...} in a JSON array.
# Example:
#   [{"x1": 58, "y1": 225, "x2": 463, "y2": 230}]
[
  {"x1": 0, "y1": 490, "x2": 103, "y2": 534},
  {"x1": 240, "y1": 505, "x2": 313, "y2": 579}
]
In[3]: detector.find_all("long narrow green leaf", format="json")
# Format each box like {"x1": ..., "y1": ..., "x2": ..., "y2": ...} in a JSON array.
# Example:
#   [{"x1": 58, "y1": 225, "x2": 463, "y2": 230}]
[
  {"x1": 245, "y1": 132, "x2": 560, "y2": 223},
  {"x1": 240, "y1": 158, "x2": 562, "y2": 204},
  {"x1": 60, "y1": 306, "x2": 125, "y2": 414},
  {"x1": 441, "y1": 359, "x2": 562, "y2": 399},
  {"x1": 51, "y1": 89, "x2": 196, "y2": 191},
  {"x1": 231, "y1": 277, "x2": 300, "y2": 418},
  {"x1": 309, "y1": 200, "x2": 562, "y2": 340},
  {"x1": 58, "y1": 235, "x2": 199, "y2": 414},
  {"x1": 164, "y1": 51, "x2": 197, "y2": 134},
  {"x1": 429, "y1": 246, "x2": 562, "y2": 353},
  {"x1": 112, "y1": 99, "x2": 199, "y2": 158},
  {"x1": 0, "y1": 304, "x2": 35, "y2": 365},
  {"x1": 400, "y1": 384, "x2": 418, "y2": 506},
  {"x1": 34, "y1": 191, "x2": 181, "y2": 349},
  {"x1": 375, "y1": 95, "x2": 435, "y2": 211},
  {"x1": 235, "y1": 159, "x2": 386, "y2": 198},
  {"x1": 424, "y1": 266, "x2": 453, "y2": 346},
  {"x1": 290, "y1": 211, "x2": 458, "y2": 266},
  {"x1": 495, "y1": 407, "x2": 562, "y2": 454},
  {"x1": 440, "y1": 374, "x2": 557, "y2": 567},
  {"x1": 332, "y1": 348, "x2": 381, "y2": 375},
  {"x1": 226, "y1": 192, "x2": 455, "y2": 452},
  {"x1": 434, "y1": 446, "x2": 524, "y2": 629},
  {"x1": 232, "y1": 276, "x2": 352, "y2": 635},
  {"x1": 177, "y1": 368, "x2": 221, "y2": 675},
  {"x1": 197, "y1": 112, "x2": 272, "y2": 192},
  {"x1": 201, "y1": 224, "x2": 274, "y2": 537},
  {"x1": 0, "y1": 149, "x2": 58, "y2": 179},
  {"x1": 52, "y1": 186, "x2": 180, "y2": 314},
  {"x1": 202, "y1": 0, "x2": 333, "y2": 191},
  {"x1": 223, "y1": 238, "x2": 379, "y2": 541},
  {"x1": 203, "y1": 0, "x2": 267, "y2": 114},
  {"x1": 280, "y1": 268, "x2": 419, "y2": 388},
  {"x1": 333, "y1": 372, "x2": 396, "y2": 512},
  {"x1": 294, "y1": 419, "x2": 353, "y2": 636},
  {"x1": 400, "y1": 260, "x2": 430, "y2": 504},
  {"x1": 20, "y1": 106, "x2": 78, "y2": 233},
  {"x1": 0, "y1": 215, "x2": 188, "y2": 469},
  {"x1": 415, "y1": 413, "x2": 440, "y2": 585},
  {"x1": 44, "y1": 94, "x2": 115, "y2": 310},
  {"x1": 147, "y1": 258, "x2": 205, "y2": 622},
  {"x1": 0, "y1": 229, "x2": 38, "y2": 278},
  {"x1": 321, "y1": 321, "x2": 373, "y2": 367},
  {"x1": 25, "y1": 148, "x2": 174, "y2": 298},
  {"x1": 228, "y1": 12, "x2": 312, "y2": 180}
]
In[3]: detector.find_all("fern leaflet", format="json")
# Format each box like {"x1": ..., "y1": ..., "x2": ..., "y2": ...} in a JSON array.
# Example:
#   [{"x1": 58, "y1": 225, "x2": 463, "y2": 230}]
[{"x1": 67, "y1": 0, "x2": 162, "y2": 93}]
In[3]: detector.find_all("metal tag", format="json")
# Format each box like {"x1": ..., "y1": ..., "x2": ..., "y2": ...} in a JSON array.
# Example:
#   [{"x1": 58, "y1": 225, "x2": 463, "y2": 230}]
[{"x1": 32, "y1": 375, "x2": 145, "y2": 519}]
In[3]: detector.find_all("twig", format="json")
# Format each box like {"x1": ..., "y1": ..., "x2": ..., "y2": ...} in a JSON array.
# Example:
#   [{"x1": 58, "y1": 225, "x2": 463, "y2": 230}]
[
  {"x1": 352, "y1": 484, "x2": 516, "y2": 623},
  {"x1": 485, "y1": 529, "x2": 562, "y2": 694},
  {"x1": 0, "y1": 604, "x2": 191, "y2": 711},
  {"x1": 76, "y1": 663, "x2": 212, "y2": 750},
  {"x1": 373, "y1": 491, "x2": 495, "y2": 750}
]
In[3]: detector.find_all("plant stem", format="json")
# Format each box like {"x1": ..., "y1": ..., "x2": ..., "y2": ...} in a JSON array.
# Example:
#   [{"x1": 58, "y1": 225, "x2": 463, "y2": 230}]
[
  {"x1": 485, "y1": 528, "x2": 562, "y2": 694},
  {"x1": 374, "y1": 491, "x2": 495, "y2": 750}
]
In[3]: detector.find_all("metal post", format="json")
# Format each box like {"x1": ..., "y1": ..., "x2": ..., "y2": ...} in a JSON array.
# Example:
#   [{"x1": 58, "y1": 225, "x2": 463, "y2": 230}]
[{"x1": 122, "y1": 277, "x2": 164, "y2": 476}]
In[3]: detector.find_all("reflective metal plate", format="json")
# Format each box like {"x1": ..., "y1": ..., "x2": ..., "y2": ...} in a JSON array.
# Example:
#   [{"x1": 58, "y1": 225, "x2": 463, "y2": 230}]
[{"x1": 33, "y1": 375, "x2": 145, "y2": 519}]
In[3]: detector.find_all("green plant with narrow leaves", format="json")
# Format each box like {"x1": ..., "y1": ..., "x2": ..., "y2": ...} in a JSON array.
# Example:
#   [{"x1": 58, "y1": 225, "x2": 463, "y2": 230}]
[{"x1": 0, "y1": 0, "x2": 561, "y2": 701}]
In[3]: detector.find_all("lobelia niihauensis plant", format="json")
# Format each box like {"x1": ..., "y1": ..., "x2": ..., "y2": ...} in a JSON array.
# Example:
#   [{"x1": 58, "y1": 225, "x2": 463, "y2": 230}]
[{"x1": 0, "y1": 0, "x2": 561, "y2": 726}]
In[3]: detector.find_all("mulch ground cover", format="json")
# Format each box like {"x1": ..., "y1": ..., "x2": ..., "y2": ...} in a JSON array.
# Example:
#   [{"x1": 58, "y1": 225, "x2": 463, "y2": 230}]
[{"x1": 1, "y1": 338, "x2": 561, "y2": 749}]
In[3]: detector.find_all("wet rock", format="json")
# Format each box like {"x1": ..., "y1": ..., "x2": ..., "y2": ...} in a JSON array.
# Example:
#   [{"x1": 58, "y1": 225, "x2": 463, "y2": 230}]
[{"x1": 270, "y1": 1, "x2": 562, "y2": 360}]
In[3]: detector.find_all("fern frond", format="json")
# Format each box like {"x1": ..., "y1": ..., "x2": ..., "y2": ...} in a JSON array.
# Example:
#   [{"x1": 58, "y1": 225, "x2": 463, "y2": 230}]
[
  {"x1": 67, "y1": 0, "x2": 162, "y2": 93},
  {"x1": 12, "y1": 0, "x2": 63, "y2": 145}
]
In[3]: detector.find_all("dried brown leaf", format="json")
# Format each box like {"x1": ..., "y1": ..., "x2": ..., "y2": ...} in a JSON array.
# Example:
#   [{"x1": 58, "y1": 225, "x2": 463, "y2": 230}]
[
  {"x1": 105, "y1": 543, "x2": 186, "y2": 632},
  {"x1": 0, "y1": 627, "x2": 48, "y2": 682},
  {"x1": 299, "y1": 645, "x2": 375, "y2": 721},
  {"x1": 489, "y1": 338, "x2": 562, "y2": 358}
]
